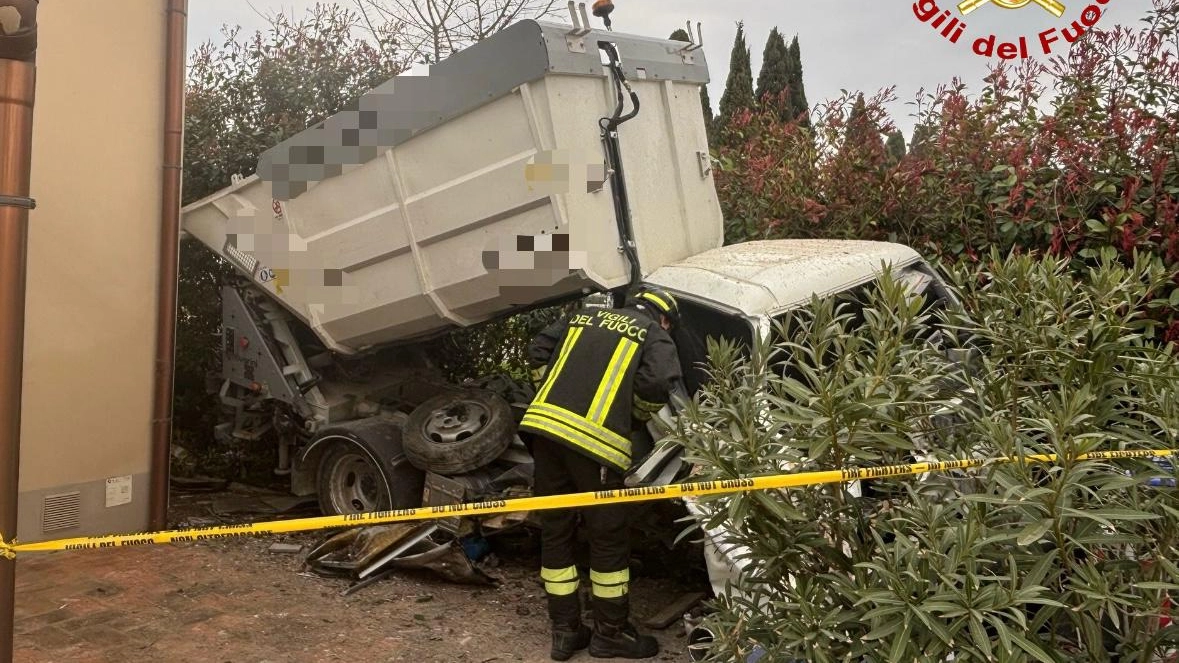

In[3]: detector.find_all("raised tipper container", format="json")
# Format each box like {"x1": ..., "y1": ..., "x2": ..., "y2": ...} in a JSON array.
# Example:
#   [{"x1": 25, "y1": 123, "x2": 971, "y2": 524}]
[{"x1": 181, "y1": 18, "x2": 722, "y2": 354}]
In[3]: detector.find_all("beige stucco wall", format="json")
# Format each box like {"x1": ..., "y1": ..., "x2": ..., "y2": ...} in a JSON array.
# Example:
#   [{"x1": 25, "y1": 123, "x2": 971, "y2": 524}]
[{"x1": 17, "y1": 1, "x2": 166, "y2": 541}]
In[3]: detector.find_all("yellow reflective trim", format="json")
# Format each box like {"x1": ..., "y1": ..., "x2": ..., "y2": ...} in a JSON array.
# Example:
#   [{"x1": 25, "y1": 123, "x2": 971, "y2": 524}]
[
  {"x1": 545, "y1": 580, "x2": 580, "y2": 596},
  {"x1": 541, "y1": 566, "x2": 579, "y2": 582},
  {"x1": 591, "y1": 582, "x2": 629, "y2": 599},
  {"x1": 587, "y1": 338, "x2": 629, "y2": 422},
  {"x1": 530, "y1": 404, "x2": 631, "y2": 456},
  {"x1": 516, "y1": 410, "x2": 627, "y2": 467},
  {"x1": 536, "y1": 326, "x2": 580, "y2": 401},
  {"x1": 528, "y1": 403, "x2": 631, "y2": 456},
  {"x1": 633, "y1": 395, "x2": 664, "y2": 413},
  {"x1": 520, "y1": 414, "x2": 629, "y2": 470},
  {"x1": 590, "y1": 569, "x2": 629, "y2": 599},
  {"x1": 535, "y1": 327, "x2": 582, "y2": 403},
  {"x1": 587, "y1": 338, "x2": 638, "y2": 424},
  {"x1": 542, "y1": 566, "x2": 581, "y2": 595},
  {"x1": 596, "y1": 339, "x2": 638, "y2": 423},
  {"x1": 640, "y1": 292, "x2": 672, "y2": 313},
  {"x1": 590, "y1": 568, "x2": 629, "y2": 585}
]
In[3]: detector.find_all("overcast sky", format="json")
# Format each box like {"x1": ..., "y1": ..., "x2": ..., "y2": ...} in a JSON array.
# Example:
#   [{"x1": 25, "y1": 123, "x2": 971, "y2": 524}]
[{"x1": 187, "y1": 0, "x2": 1158, "y2": 138}]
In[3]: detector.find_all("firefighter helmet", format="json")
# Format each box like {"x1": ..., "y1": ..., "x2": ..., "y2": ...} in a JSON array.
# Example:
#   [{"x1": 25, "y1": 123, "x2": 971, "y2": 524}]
[{"x1": 628, "y1": 285, "x2": 680, "y2": 328}]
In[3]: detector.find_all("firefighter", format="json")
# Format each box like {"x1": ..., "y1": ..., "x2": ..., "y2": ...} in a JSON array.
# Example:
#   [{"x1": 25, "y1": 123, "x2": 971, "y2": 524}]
[{"x1": 519, "y1": 285, "x2": 683, "y2": 661}]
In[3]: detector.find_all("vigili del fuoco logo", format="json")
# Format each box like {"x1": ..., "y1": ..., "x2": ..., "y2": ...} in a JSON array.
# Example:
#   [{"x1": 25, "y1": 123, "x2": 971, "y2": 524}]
[{"x1": 913, "y1": 0, "x2": 1115, "y2": 59}]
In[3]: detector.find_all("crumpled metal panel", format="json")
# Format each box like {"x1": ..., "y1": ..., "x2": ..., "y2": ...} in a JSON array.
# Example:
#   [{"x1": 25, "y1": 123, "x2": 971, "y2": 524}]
[{"x1": 305, "y1": 523, "x2": 497, "y2": 586}]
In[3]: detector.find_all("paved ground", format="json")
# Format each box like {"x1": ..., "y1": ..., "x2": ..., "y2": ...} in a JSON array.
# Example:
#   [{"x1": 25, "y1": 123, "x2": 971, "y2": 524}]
[{"x1": 12, "y1": 493, "x2": 706, "y2": 662}]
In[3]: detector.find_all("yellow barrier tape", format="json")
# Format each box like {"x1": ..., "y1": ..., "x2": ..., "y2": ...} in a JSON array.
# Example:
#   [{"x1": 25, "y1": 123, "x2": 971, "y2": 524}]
[{"x1": 0, "y1": 449, "x2": 1174, "y2": 558}]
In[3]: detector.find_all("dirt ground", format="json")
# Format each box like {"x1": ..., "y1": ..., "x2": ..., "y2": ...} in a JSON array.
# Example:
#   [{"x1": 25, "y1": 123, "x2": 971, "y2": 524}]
[{"x1": 13, "y1": 485, "x2": 710, "y2": 663}]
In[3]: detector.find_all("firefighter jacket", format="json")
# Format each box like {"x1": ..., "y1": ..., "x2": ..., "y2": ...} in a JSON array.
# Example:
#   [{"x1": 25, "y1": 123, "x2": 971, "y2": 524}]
[{"x1": 519, "y1": 305, "x2": 682, "y2": 472}]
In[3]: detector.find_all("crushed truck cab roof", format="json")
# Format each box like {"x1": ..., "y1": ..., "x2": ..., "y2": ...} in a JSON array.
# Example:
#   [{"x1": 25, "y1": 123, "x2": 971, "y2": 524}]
[{"x1": 646, "y1": 239, "x2": 925, "y2": 318}]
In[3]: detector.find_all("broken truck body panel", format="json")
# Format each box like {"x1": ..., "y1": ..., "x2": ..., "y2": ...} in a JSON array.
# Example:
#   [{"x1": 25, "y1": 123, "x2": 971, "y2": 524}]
[{"x1": 180, "y1": 19, "x2": 721, "y2": 356}]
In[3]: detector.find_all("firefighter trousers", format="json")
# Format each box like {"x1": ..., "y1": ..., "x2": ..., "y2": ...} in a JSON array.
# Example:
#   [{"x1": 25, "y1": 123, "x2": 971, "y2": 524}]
[{"x1": 528, "y1": 433, "x2": 634, "y2": 629}]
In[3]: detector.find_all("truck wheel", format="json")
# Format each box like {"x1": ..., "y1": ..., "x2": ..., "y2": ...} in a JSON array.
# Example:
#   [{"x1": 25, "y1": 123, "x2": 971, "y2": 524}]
[
  {"x1": 316, "y1": 444, "x2": 392, "y2": 515},
  {"x1": 403, "y1": 391, "x2": 514, "y2": 475},
  {"x1": 309, "y1": 421, "x2": 426, "y2": 517}
]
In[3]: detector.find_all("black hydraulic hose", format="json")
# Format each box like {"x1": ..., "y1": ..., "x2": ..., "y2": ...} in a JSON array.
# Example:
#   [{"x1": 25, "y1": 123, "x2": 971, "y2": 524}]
[
  {"x1": 601, "y1": 135, "x2": 636, "y2": 281},
  {"x1": 600, "y1": 41, "x2": 640, "y2": 129},
  {"x1": 597, "y1": 40, "x2": 642, "y2": 287},
  {"x1": 604, "y1": 49, "x2": 626, "y2": 124}
]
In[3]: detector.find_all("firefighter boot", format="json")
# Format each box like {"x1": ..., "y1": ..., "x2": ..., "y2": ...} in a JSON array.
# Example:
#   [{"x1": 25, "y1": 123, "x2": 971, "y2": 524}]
[
  {"x1": 551, "y1": 623, "x2": 592, "y2": 661},
  {"x1": 549, "y1": 594, "x2": 591, "y2": 661},
  {"x1": 589, "y1": 596, "x2": 659, "y2": 659},
  {"x1": 588, "y1": 620, "x2": 659, "y2": 659}
]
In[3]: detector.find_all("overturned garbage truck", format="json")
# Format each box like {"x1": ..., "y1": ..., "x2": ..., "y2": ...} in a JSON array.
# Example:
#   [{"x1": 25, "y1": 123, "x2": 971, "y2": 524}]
[{"x1": 180, "y1": 6, "x2": 953, "y2": 543}]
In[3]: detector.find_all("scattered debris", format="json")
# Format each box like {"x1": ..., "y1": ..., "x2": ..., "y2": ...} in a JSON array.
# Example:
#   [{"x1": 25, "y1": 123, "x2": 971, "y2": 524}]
[
  {"x1": 210, "y1": 490, "x2": 316, "y2": 517},
  {"x1": 170, "y1": 475, "x2": 230, "y2": 492},
  {"x1": 173, "y1": 516, "x2": 221, "y2": 529},
  {"x1": 341, "y1": 569, "x2": 394, "y2": 597},
  {"x1": 480, "y1": 511, "x2": 530, "y2": 531},
  {"x1": 227, "y1": 482, "x2": 285, "y2": 495},
  {"x1": 259, "y1": 495, "x2": 318, "y2": 514},
  {"x1": 211, "y1": 495, "x2": 270, "y2": 515},
  {"x1": 304, "y1": 524, "x2": 499, "y2": 591},
  {"x1": 642, "y1": 591, "x2": 707, "y2": 630},
  {"x1": 267, "y1": 543, "x2": 304, "y2": 555}
]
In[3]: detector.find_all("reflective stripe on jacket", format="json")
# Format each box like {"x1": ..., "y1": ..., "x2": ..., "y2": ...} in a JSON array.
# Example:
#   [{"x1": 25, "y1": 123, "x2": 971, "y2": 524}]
[{"x1": 520, "y1": 306, "x2": 680, "y2": 471}]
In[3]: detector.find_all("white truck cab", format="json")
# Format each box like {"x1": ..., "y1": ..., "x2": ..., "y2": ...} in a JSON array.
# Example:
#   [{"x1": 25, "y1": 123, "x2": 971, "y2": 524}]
[{"x1": 648, "y1": 239, "x2": 952, "y2": 388}]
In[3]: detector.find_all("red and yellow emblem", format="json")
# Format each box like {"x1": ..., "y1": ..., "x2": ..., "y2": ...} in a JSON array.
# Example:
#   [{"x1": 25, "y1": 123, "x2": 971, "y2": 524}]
[{"x1": 957, "y1": 0, "x2": 1066, "y2": 17}]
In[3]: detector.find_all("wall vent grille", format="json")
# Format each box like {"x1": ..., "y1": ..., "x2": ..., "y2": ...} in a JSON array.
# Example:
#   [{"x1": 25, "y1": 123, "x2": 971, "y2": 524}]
[{"x1": 42, "y1": 492, "x2": 82, "y2": 532}]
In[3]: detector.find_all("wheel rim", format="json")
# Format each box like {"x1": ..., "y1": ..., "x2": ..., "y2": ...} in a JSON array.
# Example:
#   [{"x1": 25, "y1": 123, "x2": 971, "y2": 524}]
[
  {"x1": 421, "y1": 399, "x2": 491, "y2": 444},
  {"x1": 324, "y1": 451, "x2": 389, "y2": 514}
]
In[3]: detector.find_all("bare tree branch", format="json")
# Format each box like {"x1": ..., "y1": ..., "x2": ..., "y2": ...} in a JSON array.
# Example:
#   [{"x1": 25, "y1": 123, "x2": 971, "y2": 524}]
[{"x1": 363, "y1": 0, "x2": 559, "y2": 63}]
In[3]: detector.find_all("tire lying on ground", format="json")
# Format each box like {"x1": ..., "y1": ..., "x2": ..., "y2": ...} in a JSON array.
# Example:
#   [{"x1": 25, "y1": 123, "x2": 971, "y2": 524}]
[{"x1": 403, "y1": 390, "x2": 515, "y2": 475}]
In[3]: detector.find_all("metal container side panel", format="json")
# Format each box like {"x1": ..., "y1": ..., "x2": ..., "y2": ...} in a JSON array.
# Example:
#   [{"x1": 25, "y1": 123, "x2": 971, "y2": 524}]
[
  {"x1": 181, "y1": 70, "x2": 722, "y2": 353},
  {"x1": 183, "y1": 79, "x2": 626, "y2": 352},
  {"x1": 336, "y1": 202, "x2": 577, "y2": 346},
  {"x1": 617, "y1": 78, "x2": 723, "y2": 274},
  {"x1": 304, "y1": 73, "x2": 720, "y2": 349},
  {"x1": 284, "y1": 152, "x2": 401, "y2": 241},
  {"x1": 371, "y1": 77, "x2": 626, "y2": 340},
  {"x1": 421, "y1": 203, "x2": 595, "y2": 323},
  {"x1": 533, "y1": 74, "x2": 638, "y2": 282},
  {"x1": 284, "y1": 87, "x2": 575, "y2": 349},
  {"x1": 182, "y1": 177, "x2": 258, "y2": 261}
]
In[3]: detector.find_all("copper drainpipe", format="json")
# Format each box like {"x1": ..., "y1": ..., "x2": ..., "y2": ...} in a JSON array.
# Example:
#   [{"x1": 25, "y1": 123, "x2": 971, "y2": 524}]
[
  {"x1": 149, "y1": 0, "x2": 187, "y2": 531},
  {"x1": 0, "y1": 1, "x2": 38, "y2": 660}
]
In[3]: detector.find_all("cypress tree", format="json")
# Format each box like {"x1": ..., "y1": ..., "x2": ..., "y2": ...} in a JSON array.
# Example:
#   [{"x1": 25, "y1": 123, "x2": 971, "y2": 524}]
[
  {"x1": 700, "y1": 83, "x2": 714, "y2": 130},
  {"x1": 786, "y1": 36, "x2": 810, "y2": 125},
  {"x1": 845, "y1": 93, "x2": 883, "y2": 156},
  {"x1": 718, "y1": 22, "x2": 755, "y2": 125},
  {"x1": 670, "y1": 28, "x2": 714, "y2": 136},
  {"x1": 910, "y1": 122, "x2": 936, "y2": 158},
  {"x1": 886, "y1": 130, "x2": 907, "y2": 164},
  {"x1": 756, "y1": 28, "x2": 791, "y2": 113}
]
